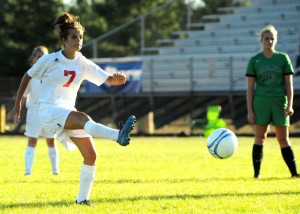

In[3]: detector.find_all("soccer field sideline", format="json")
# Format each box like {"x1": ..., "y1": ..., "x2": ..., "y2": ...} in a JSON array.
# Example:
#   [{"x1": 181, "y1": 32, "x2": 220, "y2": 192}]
[{"x1": 1, "y1": 136, "x2": 300, "y2": 213}]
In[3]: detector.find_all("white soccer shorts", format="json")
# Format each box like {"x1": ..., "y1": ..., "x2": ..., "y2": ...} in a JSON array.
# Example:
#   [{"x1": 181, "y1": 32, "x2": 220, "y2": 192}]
[
  {"x1": 38, "y1": 103, "x2": 91, "y2": 151},
  {"x1": 25, "y1": 107, "x2": 55, "y2": 138}
]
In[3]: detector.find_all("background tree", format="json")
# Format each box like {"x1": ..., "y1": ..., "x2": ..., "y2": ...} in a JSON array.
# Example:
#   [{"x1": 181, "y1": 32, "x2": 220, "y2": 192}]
[
  {"x1": 0, "y1": 0, "x2": 232, "y2": 76},
  {"x1": 71, "y1": 0, "x2": 185, "y2": 58},
  {"x1": 74, "y1": 0, "x2": 232, "y2": 58},
  {"x1": 0, "y1": 0, "x2": 64, "y2": 76}
]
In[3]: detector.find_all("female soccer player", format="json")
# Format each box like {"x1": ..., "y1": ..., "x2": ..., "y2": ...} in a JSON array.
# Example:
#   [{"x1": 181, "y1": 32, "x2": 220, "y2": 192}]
[
  {"x1": 9, "y1": 12, "x2": 136, "y2": 206},
  {"x1": 24, "y1": 46, "x2": 59, "y2": 175},
  {"x1": 246, "y1": 25, "x2": 299, "y2": 179}
]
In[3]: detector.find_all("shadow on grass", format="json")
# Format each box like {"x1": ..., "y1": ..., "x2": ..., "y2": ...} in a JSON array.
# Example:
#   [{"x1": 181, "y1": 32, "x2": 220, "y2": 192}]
[
  {"x1": 1, "y1": 191, "x2": 300, "y2": 210},
  {"x1": 96, "y1": 191, "x2": 300, "y2": 203},
  {"x1": 3, "y1": 176, "x2": 295, "y2": 185},
  {"x1": 94, "y1": 176, "x2": 296, "y2": 184},
  {"x1": 0, "y1": 201, "x2": 74, "y2": 210}
]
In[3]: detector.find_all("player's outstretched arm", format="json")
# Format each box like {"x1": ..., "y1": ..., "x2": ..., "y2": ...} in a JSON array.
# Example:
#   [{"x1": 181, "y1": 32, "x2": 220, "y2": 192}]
[
  {"x1": 106, "y1": 72, "x2": 126, "y2": 85},
  {"x1": 7, "y1": 72, "x2": 32, "y2": 124}
]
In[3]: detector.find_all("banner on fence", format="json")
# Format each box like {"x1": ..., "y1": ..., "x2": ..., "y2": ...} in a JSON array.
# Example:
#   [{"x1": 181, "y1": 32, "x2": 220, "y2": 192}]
[{"x1": 83, "y1": 61, "x2": 142, "y2": 93}]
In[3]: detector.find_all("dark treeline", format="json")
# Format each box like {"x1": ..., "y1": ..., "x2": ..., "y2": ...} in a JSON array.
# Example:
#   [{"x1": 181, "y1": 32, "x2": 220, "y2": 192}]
[{"x1": 0, "y1": 0, "x2": 231, "y2": 76}]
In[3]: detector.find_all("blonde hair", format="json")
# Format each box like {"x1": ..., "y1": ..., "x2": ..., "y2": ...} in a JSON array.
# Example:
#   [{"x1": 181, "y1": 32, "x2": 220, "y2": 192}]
[
  {"x1": 259, "y1": 25, "x2": 278, "y2": 41},
  {"x1": 28, "y1": 46, "x2": 48, "y2": 65}
]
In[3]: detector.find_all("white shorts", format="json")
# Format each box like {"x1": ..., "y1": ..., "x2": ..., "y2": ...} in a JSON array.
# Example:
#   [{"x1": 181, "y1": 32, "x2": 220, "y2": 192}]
[
  {"x1": 25, "y1": 107, "x2": 55, "y2": 138},
  {"x1": 38, "y1": 103, "x2": 91, "y2": 151}
]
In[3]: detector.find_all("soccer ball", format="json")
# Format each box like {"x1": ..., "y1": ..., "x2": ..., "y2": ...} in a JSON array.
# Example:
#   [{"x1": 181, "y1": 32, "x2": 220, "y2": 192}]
[{"x1": 207, "y1": 128, "x2": 238, "y2": 159}]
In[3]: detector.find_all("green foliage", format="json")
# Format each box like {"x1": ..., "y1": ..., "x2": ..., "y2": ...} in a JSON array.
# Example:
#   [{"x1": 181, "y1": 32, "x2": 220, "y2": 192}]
[
  {"x1": 0, "y1": 0, "x2": 232, "y2": 76},
  {"x1": 191, "y1": 0, "x2": 233, "y2": 22},
  {"x1": 67, "y1": 0, "x2": 232, "y2": 58},
  {"x1": 0, "y1": 0, "x2": 64, "y2": 76},
  {"x1": 78, "y1": 0, "x2": 185, "y2": 58},
  {"x1": 1, "y1": 136, "x2": 300, "y2": 213}
]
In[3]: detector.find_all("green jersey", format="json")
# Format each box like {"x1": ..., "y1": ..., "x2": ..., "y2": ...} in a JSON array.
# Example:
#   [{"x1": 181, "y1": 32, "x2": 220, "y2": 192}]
[{"x1": 246, "y1": 51, "x2": 294, "y2": 97}]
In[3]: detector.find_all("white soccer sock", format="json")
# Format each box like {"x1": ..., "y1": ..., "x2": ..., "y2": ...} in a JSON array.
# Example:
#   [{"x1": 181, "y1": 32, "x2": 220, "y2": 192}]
[
  {"x1": 77, "y1": 164, "x2": 96, "y2": 203},
  {"x1": 84, "y1": 120, "x2": 119, "y2": 141},
  {"x1": 25, "y1": 146, "x2": 35, "y2": 174},
  {"x1": 48, "y1": 147, "x2": 59, "y2": 174}
]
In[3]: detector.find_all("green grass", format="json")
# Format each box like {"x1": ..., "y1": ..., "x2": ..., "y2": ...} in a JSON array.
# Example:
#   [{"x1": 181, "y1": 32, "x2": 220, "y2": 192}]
[{"x1": 0, "y1": 136, "x2": 300, "y2": 213}]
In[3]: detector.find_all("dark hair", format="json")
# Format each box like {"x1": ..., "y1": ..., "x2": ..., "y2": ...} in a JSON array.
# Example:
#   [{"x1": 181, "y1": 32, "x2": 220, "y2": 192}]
[{"x1": 53, "y1": 12, "x2": 85, "y2": 40}]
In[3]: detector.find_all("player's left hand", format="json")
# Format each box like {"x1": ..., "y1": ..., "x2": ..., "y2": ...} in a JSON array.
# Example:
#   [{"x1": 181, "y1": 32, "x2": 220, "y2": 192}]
[
  {"x1": 113, "y1": 72, "x2": 126, "y2": 84},
  {"x1": 7, "y1": 105, "x2": 21, "y2": 125},
  {"x1": 285, "y1": 107, "x2": 294, "y2": 116}
]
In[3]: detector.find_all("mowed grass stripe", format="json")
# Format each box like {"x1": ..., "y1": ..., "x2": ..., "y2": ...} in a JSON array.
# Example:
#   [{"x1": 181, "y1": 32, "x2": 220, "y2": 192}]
[{"x1": 0, "y1": 136, "x2": 300, "y2": 213}]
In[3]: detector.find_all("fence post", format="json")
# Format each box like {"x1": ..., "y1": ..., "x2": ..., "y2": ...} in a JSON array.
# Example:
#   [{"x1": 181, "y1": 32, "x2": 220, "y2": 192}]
[
  {"x1": 150, "y1": 58, "x2": 154, "y2": 93},
  {"x1": 140, "y1": 16, "x2": 145, "y2": 55},
  {"x1": 93, "y1": 43, "x2": 97, "y2": 58},
  {"x1": 229, "y1": 56, "x2": 233, "y2": 91},
  {"x1": 189, "y1": 57, "x2": 194, "y2": 92},
  {"x1": 0, "y1": 105, "x2": 6, "y2": 133},
  {"x1": 228, "y1": 56, "x2": 235, "y2": 118},
  {"x1": 187, "y1": 2, "x2": 192, "y2": 30}
]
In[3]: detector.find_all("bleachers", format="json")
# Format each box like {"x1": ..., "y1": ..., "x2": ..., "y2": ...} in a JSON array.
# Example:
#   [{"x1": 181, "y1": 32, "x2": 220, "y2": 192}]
[
  {"x1": 77, "y1": 0, "x2": 300, "y2": 131},
  {"x1": 218, "y1": 0, "x2": 300, "y2": 13},
  {"x1": 211, "y1": 11, "x2": 300, "y2": 23},
  {"x1": 198, "y1": 20, "x2": 299, "y2": 31},
  {"x1": 203, "y1": 11, "x2": 300, "y2": 21},
  {"x1": 172, "y1": 26, "x2": 299, "y2": 39},
  {"x1": 167, "y1": 34, "x2": 298, "y2": 47},
  {"x1": 142, "y1": 54, "x2": 250, "y2": 92},
  {"x1": 250, "y1": 0, "x2": 299, "y2": 5},
  {"x1": 142, "y1": 0, "x2": 300, "y2": 93}
]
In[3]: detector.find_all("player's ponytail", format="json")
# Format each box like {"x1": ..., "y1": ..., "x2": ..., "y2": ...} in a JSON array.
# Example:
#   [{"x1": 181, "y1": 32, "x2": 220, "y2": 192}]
[{"x1": 53, "y1": 12, "x2": 84, "y2": 40}]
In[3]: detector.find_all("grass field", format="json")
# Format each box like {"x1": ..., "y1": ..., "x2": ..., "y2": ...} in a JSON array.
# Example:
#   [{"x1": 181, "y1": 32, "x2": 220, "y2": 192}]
[{"x1": 0, "y1": 135, "x2": 300, "y2": 214}]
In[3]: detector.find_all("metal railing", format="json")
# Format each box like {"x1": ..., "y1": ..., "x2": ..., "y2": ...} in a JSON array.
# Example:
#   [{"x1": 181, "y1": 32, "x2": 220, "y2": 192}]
[
  {"x1": 141, "y1": 55, "x2": 248, "y2": 93},
  {"x1": 81, "y1": 0, "x2": 175, "y2": 58}
]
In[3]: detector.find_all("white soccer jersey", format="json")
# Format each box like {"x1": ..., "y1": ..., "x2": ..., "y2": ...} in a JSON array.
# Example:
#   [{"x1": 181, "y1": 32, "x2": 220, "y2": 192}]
[
  {"x1": 24, "y1": 78, "x2": 42, "y2": 108},
  {"x1": 27, "y1": 50, "x2": 109, "y2": 109}
]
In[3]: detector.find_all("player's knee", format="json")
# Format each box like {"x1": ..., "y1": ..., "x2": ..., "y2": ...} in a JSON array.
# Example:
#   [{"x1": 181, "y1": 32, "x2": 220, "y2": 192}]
[
  {"x1": 277, "y1": 137, "x2": 289, "y2": 147},
  {"x1": 28, "y1": 138, "x2": 38, "y2": 147},
  {"x1": 78, "y1": 111, "x2": 91, "y2": 121},
  {"x1": 84, "y1": 151, "x2": 97, "y2": 165},
  {"x1": 255, "y1": 136, "x2": 266, "y2": 145},
  {"x1": 46, "y1": 140, "x2": 55, "y2": 147}
]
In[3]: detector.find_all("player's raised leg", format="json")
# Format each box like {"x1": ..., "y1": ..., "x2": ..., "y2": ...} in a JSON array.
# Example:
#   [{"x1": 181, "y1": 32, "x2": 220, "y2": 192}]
[
  {"x1": 64, "y1": 111, "x2": 136, "y2": 146},
  {"x1": 117, "y1": 115, "x2": 136, "y2": 146}
]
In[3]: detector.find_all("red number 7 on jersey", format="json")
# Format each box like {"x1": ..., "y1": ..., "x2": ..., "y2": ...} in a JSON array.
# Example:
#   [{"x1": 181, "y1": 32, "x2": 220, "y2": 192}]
[{"x1": 63, "y1": 70, "x2": 76, "y2": 87}]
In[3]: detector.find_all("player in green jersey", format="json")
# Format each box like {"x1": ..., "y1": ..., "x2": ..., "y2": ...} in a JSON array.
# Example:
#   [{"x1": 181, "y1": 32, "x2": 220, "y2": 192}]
[{"x1": 246, "y1": 25, "x2": 299, "y2": 178}]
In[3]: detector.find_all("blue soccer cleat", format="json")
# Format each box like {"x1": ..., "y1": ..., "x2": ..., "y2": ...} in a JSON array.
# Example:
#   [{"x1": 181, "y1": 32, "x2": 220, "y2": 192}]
[{"x1": 117, "y1": 115, "x2": 136, "y2": 146}]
